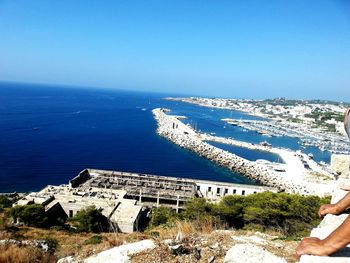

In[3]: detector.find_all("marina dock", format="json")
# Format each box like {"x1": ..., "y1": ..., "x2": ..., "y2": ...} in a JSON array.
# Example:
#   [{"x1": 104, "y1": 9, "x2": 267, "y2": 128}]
[{"x1": 153, "y1": 108, "x2": 334, "y2": 196}]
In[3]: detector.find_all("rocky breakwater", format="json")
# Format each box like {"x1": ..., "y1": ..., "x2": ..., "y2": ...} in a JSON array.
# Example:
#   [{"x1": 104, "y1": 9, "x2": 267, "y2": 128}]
[{"x1": 152, "y1": 108, "x2": 319, "y2": 195}]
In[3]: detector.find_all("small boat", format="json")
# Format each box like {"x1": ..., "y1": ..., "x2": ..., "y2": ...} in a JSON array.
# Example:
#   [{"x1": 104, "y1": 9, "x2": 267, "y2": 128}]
[{"x1": 259, "y1": 141, "x2": 272, "y2": 147}]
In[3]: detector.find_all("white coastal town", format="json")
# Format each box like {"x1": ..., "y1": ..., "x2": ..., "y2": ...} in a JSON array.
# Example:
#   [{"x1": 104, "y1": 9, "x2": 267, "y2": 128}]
[{"x1": 166, "y1": 97, "x2": 350, "y2": 155}]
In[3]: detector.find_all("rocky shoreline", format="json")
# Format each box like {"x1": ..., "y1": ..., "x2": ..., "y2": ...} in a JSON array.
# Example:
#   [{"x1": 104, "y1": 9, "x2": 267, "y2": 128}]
[{"x1": 152, "y1": 108, "x2": 332, "y2": 196}]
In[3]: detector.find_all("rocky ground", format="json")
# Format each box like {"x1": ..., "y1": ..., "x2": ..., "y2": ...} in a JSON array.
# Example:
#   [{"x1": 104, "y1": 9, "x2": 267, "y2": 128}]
[
  {"x1": 130, "y1": 230, "x2": 298, "y2": 263},
  {"x1": 56, "y1": 229, "x2": 299, "y2": 263},
  {"x1": 0, "y1": 224, "x2": 299, "y2": 263}
]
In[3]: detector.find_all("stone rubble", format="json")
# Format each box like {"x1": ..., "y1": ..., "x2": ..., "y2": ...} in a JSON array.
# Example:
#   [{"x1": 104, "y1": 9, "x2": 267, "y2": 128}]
[
  {"x1": 56, "y1": 239, "x2": 156, "y2": 263},
  {"x1": 0, "y1": 239, "x2": 50, "y2": 252},
  {"x1": 84, "y1": 239, "x2": 156, "y2": 263},
  {"x1": 224, "y1": 244, "x2": 287, "y2": 263},
  {"x1": 53, "y1": 231, "x2": 298, "y2": 263},
  {"x1": 57, "y1": 256, "x2": 75, "y2": 263}
]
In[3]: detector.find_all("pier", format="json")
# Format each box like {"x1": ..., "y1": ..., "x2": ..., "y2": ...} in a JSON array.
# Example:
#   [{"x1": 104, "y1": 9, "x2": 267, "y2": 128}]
[
  {"x1": 153, "y1": 108, "x2": 334, "y2": 196},
  {"x1": 223, "y1": 118, "x2": 350, "y2": 155}
]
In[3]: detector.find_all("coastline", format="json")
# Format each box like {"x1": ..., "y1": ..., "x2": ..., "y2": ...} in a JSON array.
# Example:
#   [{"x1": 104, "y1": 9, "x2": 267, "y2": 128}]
[
  {"x1": 165, "y1": 97, "x2": 349, "y2": 156},
  {"x1": 153, "y1": 108, "x2": 334, "y2": 196}
]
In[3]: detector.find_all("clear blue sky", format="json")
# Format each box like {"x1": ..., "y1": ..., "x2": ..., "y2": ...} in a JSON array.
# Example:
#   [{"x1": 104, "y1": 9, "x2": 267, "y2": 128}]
[{"x1": 0, "y1": 1, "x2": 349, "y2": 101}]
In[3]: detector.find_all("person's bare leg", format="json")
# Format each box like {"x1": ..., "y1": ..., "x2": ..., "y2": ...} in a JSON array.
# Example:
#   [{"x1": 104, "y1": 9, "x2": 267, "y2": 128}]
[{"x1": 296, "y1": 215, "x2": 350, "y2": 260}]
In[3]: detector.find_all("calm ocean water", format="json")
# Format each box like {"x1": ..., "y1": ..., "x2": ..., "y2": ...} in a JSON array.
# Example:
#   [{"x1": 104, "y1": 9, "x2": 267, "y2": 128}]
[{"x1": 0, "y1": 83, "x2": 330, "y2": 192}]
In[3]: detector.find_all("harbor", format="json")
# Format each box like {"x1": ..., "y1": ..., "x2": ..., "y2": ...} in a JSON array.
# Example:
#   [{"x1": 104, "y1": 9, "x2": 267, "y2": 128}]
[
  {"x1": 223, "y1": 118, "x2": 350, "y2": 155},
  {"x1": 153, "y1": 108, "x2": 335, "y2": 196}
]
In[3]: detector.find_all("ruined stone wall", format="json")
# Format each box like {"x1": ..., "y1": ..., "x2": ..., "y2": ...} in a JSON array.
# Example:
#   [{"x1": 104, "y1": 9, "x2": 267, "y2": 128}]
[{"x1": 69, "y1": 169, "x2": 91, "y2": 188}]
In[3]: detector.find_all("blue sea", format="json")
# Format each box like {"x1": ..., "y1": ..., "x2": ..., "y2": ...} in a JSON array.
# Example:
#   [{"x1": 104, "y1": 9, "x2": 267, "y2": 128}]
[{"x1": 0, "y1": 82, "x2": 331, "y2": 192}]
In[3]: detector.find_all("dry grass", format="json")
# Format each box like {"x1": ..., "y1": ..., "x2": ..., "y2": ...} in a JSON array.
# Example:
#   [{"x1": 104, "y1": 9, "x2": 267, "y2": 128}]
[
  {"x1": 148, "y1": 218, "x2": 216, "y2": 242},
  {"x1": 0, "y1": 231, "x2": 11, "y2": 240},
  {"x1": 0, "y1": 244, "x2": 55, "y2": 263},
  {"x1": 0, "y1": 212, "x2": 298, "y2": 263},
  {"x1": 175, "y1": 220, "x2": 195, "y2": 237},
  {"x1": 104, "y1": 232, "x2": 148, "y2": 249},
  {"x1": 133, "y1": 227, "x2": 300, "y2": 263},
  {"x1": 106, "y1": 234, "x2": 124, "y2": 247},
  {"x1": 0, "y1": 226, "x2": 151, "y2": 260}
]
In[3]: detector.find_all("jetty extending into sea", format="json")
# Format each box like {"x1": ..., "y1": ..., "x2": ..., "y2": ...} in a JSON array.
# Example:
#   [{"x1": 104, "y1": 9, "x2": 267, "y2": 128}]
[{"x1": 153, "y1": 108, "x2": 335, "y2": 196}]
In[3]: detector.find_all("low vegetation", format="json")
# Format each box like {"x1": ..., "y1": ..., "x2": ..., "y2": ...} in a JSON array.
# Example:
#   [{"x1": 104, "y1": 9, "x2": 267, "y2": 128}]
[
  {"x1": 0, "y1": 192, "x2": 330, "y2": 262},
  {"x1": 149, "y1": 192, "x2": 330, "y2": 237},
  {"x1": 68, "y1": 206, "x2": 109, "y2": 233},
  {"x1": 0, "y1": 195, "x2": 15, "y2": 212},
  {"x1": 0, "y1": 244, "x2": 56, "y2": 263},
  {"x1": 8, "y1": 204, "x2": 49, "y2": 228},
  {"x1": 84, "y1": 234, "x2": 103, "y2": 245}
]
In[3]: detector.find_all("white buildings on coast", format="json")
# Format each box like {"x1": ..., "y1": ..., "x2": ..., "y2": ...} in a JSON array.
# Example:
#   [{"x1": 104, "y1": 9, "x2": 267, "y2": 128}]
[{"x1": 166, "y1": 97, "x2": 349, "y2": 154}]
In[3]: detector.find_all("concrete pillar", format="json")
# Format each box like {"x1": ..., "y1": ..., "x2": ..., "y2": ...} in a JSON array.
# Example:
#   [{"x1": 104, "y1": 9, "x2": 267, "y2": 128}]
[
  {"x1": 176, "y1": 194, "x2": 179, "y2": 213},
  {"x1": 156, "y1": 191, "x2": 160, "y2": 207},
  {"x1": 139, "y1": 188, "x2": 142, "y2": 203}
]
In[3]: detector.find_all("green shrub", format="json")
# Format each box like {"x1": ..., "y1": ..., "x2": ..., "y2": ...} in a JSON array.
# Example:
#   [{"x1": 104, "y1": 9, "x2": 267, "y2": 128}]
[
  {"x1": 10, "y1": 231, "x2": 24, "y2": 240},
  {"x1": 0, "y1": 196, "x2": 13, "y2": 212},
  {"x1": 181, "y1": 197, "x2": 213, "y2": 221},
  {"x1": 212, "y1": 195, "x2": 245, "y2": 228},
  {"x1": 44, "y1": 237, "x2": 58, "y2": 254},
  {"x1": 152, "y1": 192, "x2": 330, "y2": 237},
  {"x1": 149, "y1": 206, "x2": 176, "y2": 228},
  {"x1": 241, "y1": 192, "x2": 329, "y2": 236},
  {"x1": 8, "y1": 204, "x2": 48, "y2": 228},
  {"x1": 49, "y1": 225, "x2": 64, "y2": 231},
  {"x1": 84, "y1": 235, "x2": 103, "y2": 245},
  {"x1": 69, "y1": 206, "x2": 109, "y2": 233}
]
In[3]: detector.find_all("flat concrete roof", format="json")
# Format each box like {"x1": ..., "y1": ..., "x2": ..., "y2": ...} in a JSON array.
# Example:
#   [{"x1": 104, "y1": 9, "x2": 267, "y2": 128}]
[{"x1": 111, "y1": 200, "x2": 142, "y2": 225}]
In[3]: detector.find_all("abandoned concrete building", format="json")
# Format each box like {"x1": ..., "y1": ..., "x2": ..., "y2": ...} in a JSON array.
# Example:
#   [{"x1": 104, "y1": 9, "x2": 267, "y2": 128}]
[{"x1": 16, "y1": 168, "x2": 274, "y2": 233}]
